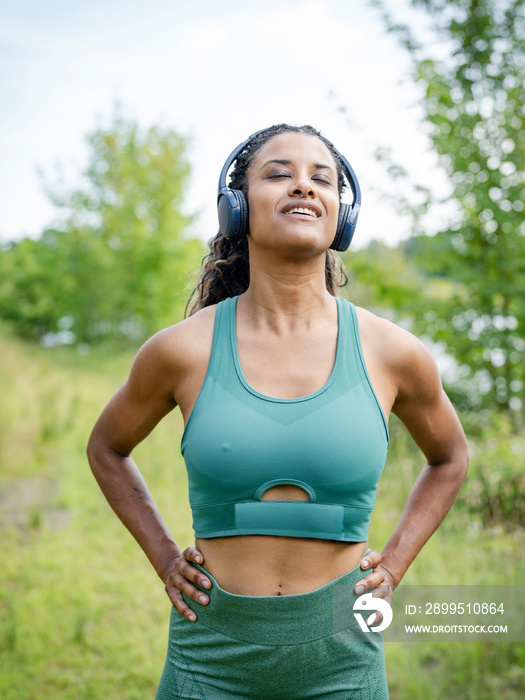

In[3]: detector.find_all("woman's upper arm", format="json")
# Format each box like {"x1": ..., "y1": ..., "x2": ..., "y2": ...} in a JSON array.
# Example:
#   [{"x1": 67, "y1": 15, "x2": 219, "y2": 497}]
[
  {"x1": 390, "y1": 330, "x2": 468, "y2": 468},
  {"x1": 89, "y1": 329, "x2": 181, "y2": 457},
  {"x1": 89, "y1": 307, "x2": 217, "y2": 458}
]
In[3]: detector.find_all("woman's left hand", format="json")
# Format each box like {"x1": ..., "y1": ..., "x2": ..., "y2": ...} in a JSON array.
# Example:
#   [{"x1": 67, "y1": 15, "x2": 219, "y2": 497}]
[{"x1": 353, "y1": 550, "x2": 395, "y2": 628}]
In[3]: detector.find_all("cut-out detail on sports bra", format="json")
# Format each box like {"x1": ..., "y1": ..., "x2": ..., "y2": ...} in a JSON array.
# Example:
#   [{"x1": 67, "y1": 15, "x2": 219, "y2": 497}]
[
  {"x1": 256, "y1": 479, "x2": 314, "y2": 502},
  {"x1": 181, "y1": 295, "x2": 389, "y2": 542}
]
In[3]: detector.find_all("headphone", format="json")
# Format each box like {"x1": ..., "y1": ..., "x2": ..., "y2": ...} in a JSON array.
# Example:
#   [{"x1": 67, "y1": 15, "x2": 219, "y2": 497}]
[{"x1": 217, "y1": 128, "x2": 361, "y2": 252}]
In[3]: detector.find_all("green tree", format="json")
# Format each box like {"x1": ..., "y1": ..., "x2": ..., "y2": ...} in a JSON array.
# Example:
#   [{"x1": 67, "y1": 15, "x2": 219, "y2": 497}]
[
  {"x1": 0, "y1": 111, "x2": 202, "y2": 344},
  {"x1": 375, "y1": 0, "x2": 525, "y2": 422},
  {"x1": 342, "y1": 241, "x2": 429, "y2": 320}
]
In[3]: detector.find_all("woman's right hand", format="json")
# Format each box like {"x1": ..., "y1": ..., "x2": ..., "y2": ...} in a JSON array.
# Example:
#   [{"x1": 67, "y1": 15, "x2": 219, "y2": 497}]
[{"x1": 163, "y1": 547, "x2": 211, "y2": 621}]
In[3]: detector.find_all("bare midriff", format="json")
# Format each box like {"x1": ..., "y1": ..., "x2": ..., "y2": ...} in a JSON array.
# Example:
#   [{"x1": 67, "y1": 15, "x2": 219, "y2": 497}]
[{"x1": 195, "y1": 484, "x2": 368, "y2": 596}]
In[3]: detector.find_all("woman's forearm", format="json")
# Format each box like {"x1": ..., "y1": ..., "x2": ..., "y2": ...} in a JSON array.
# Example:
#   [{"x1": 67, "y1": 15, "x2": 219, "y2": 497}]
[
  {"x1": 87, "y1": 439, "x2": 181, "y2": 582},
  {"x1": 380, "y1": 453, "x2": 469, "y2": 586}
]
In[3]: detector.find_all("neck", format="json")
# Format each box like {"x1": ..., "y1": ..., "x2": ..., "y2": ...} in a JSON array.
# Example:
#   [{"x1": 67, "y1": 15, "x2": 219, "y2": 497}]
[{"x1": 240, "y1": 249, "x2": 335, "y2": 331}]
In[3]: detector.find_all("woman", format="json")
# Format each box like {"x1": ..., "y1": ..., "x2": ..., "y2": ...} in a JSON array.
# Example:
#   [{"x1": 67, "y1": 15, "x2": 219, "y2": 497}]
[{"x1": 87, "y1": 124, "x2": 469, "y2": 699}]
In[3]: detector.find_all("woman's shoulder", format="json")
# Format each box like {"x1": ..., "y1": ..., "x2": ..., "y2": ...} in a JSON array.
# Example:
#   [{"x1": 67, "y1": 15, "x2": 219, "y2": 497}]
[
  {"x1": 354, "y1": 304, "x2": 440, "y2": 387},
  {"x1": 354, "y1": 305, "x2": 418, "y2": 351},
  {"x1": 132, "y1": 304, "x2": 218, "y2": 377}
]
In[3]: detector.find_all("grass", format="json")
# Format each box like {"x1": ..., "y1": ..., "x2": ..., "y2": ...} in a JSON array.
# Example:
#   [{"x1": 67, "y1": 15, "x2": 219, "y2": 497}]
[{"x1": 0, "y1": 329, "x2": 523, "y2": 699}]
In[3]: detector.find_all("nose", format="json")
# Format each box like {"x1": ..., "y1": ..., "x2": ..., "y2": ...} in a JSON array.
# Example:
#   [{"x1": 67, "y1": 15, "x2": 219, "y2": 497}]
[{"x1": 288, "y1": 175, "x2": 316, "y2": 199}]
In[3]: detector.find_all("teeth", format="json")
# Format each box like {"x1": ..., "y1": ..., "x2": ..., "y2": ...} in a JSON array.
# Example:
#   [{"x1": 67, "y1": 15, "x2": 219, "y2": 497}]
[{"x1": 286, "y1": 207, "x2": 318, "y2": 218}]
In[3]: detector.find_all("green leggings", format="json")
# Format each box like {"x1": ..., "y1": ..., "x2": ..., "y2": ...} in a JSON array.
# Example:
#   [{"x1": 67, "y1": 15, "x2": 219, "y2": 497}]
[{"x1": 156, "y1": 552, "x2": 389, "y2": 699}]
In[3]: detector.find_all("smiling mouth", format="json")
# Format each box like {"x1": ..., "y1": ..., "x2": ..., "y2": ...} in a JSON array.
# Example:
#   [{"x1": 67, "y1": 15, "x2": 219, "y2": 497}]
[{"x1": 283, "y1": 206, "x2": 320, "y2": 219}]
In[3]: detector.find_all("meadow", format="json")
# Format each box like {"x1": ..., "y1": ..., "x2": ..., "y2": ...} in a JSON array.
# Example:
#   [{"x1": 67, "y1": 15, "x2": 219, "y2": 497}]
[{"x1": 0, "y1": 328, "x2": 523, "y2": 699}]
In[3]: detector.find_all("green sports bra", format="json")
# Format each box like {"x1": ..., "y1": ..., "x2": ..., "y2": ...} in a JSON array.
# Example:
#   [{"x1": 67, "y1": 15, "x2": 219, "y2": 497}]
[{"x1": 181, "y1": 295, "x2": 389, "y2": 542}]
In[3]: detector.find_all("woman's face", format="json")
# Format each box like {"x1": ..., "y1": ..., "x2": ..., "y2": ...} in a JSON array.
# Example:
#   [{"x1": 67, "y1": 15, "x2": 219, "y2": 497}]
[{"x1": 245, "y1": 132, "x2": 340, "y2": 255}]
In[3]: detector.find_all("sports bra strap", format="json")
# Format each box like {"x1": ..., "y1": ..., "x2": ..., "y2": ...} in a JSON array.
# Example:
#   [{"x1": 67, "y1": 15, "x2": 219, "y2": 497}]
[{"x1": 205, "y1": 296, "x2": 235, "y2": 380}]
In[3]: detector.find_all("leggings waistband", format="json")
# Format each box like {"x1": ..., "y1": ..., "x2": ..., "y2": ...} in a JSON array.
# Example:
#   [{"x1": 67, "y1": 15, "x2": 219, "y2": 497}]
[{"x1": 184, "y1": 549, "x2": 372, "y2": 645}]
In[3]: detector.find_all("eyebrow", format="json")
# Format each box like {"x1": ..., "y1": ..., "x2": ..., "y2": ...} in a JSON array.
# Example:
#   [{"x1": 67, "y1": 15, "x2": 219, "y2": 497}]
[{"x1": 259, "y1": 159, "x2": 335, "y2": 173}]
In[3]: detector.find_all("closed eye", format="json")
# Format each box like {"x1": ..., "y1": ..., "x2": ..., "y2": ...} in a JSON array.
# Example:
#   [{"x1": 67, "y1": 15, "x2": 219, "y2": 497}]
[{"x1": 266, "y1": 173, "x2": 333, "y2": 185}]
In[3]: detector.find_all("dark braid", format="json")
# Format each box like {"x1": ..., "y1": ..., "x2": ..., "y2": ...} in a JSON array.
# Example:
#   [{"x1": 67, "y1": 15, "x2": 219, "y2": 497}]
[{"x1": 186, "y1": 124, "x2": 348, "y2": 316}]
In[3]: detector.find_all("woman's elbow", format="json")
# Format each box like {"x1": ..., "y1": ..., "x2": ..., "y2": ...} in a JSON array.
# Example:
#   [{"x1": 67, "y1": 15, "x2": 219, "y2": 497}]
[{"x1": 455, "y1": 436, "x2": 470, "y2": 484}]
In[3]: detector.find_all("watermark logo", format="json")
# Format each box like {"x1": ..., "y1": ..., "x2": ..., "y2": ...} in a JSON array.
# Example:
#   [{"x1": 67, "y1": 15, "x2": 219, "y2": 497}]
[{"x1": 353, "y1": 593, "x2": 393, "y2": 632}]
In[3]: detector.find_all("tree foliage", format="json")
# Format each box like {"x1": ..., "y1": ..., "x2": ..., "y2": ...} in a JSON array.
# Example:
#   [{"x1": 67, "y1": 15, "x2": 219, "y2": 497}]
[
  {"x1": 342, "y1": 241, "x2": 429, "y2": 320},
  {"x1": 0, "y1": 112, "x2": 203, "y2": 345},
  {"x1": 375, "y1": 0, "x2": 525, "y2": 421}
]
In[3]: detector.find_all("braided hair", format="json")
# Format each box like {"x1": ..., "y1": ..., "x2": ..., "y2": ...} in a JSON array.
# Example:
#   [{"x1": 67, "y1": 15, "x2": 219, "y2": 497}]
[{"x1": 186, "y1": 124, "x2": 348, "y2": 316}]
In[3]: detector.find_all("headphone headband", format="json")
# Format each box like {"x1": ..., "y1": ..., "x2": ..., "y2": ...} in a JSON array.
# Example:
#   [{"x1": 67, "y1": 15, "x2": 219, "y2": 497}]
[
  {"x1": 217, "y1": 128, "x2": 269, "y2": 195},
  {"x1": 217, "y1": 128, "x2": 361, "y2": 251}
]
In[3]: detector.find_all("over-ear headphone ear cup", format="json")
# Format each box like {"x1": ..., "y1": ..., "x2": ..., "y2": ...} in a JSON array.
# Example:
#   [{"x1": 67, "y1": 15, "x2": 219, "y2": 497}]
[
  {"x1": 218, "y1": 188, "x2": 249, "y2": 239},
  {"x1": 331, "y1": 203, "x2": 355, "y2": 252},
  {"x1": 237, "y1": 190, "x2": 249, "y2": 237}
]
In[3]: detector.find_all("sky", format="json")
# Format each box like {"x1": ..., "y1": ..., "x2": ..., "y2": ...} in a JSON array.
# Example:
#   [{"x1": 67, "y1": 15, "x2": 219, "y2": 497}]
[{"x1": 0, "y1": 0, "x2": 451, "y2": 249}]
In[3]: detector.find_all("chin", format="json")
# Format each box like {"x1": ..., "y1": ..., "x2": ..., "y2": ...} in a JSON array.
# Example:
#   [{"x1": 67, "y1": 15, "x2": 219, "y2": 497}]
[{"x1": 277, "y1": 238, "x2": 329, "y2": 259}]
